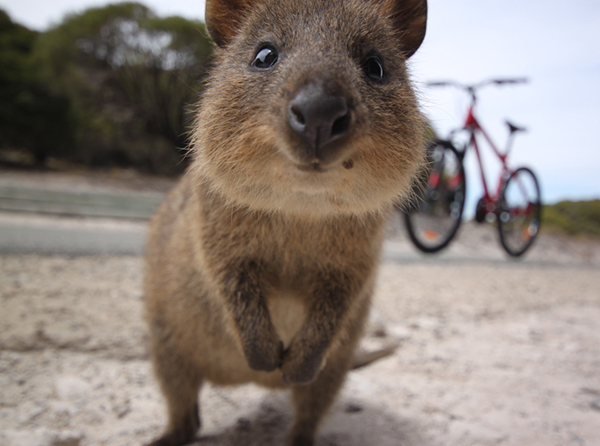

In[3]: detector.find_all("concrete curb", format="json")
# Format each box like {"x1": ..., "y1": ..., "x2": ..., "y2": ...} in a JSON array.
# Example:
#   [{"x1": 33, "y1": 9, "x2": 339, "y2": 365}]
[{"x1": 0, "y1": 184, "x2": 164, "y2": 220}]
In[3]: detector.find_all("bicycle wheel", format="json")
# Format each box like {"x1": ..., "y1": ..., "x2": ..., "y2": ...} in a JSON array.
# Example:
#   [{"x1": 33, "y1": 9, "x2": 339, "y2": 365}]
[
  {"x1": 497, "y1": 167, "x2": 541, "y2": 257},
  {"x1": 404, "y1": 141, "x2": 466, "y2": 253}
]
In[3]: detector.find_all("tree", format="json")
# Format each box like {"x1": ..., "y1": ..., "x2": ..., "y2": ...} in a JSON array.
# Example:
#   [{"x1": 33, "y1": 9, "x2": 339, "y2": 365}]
[
  {"x1": 33, "y1": 2, "x2": 213, "y2": 174},
  {"x1": 0, "y1": 10, "x2": 73, "y2": 166}
]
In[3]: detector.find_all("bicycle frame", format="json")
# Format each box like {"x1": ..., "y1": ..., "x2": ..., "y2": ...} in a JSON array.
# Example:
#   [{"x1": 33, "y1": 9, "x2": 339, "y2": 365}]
[
  {"x1": 427, "y1": 78, "x2": 528, "y2": 215},
  {"x1": 461, "y1": 104, "x2": 514, "y2": 213}
]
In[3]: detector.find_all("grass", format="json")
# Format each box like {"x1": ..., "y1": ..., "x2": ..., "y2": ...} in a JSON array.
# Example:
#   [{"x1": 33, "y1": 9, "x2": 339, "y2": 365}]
[{"x1": 543, "y1": 200, "x2": 600, "y2": 238}]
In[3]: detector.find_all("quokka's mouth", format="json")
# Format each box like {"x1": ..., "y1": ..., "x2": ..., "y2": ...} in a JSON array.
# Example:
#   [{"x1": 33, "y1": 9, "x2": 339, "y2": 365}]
[
  {"x1": 295, "y1": 158, "x2": 354, "y2": 173},
  {"x1": 296, "y1": 160, "x2": 326, "y2": 173}
]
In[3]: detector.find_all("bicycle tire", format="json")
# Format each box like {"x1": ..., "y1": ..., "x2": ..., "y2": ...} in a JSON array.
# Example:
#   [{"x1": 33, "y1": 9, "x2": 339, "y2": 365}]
[
  {"x1": 404, "y1": 141, "x2": 466, "y2": 253},
  {"x1": 497, "y1": 167, "x2": 541, "y2": 257}
]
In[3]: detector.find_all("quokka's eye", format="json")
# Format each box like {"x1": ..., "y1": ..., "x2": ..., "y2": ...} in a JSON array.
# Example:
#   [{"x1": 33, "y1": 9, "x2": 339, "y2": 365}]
[
  {"x1": 362, "y1": 55, "x2": 385, "y2": 82},
  {"x1": 252, "y1": 46, "x2": 278, "y2": 69}
]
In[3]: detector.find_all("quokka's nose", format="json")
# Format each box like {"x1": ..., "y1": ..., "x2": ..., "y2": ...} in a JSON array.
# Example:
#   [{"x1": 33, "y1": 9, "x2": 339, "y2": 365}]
[{"x1": 287, "y1": 82, "x2": 351, "y2": 161}]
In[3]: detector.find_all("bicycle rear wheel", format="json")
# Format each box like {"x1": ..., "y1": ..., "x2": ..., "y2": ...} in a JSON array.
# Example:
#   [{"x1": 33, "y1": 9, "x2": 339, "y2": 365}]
[
  {"x1": 404, "y1": 141, "x2": 466, "y2": 253},
  {"x1": 497, "y1": 167, "x2": 541, "y2": 257}
]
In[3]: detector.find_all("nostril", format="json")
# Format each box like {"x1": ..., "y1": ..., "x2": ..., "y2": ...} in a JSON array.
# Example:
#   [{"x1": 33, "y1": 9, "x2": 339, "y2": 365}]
[
  {"x1": 331, "y1": 112, "x2": 350, "y2": 137},
  {"x1": 290, "y1": 105, "x2": 306, "y2": 126}
]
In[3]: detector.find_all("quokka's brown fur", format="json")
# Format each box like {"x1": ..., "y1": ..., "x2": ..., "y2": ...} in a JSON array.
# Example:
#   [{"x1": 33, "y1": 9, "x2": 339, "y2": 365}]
[{"x1": 143, "y1": 0, "x2": 427, "y2": 445}]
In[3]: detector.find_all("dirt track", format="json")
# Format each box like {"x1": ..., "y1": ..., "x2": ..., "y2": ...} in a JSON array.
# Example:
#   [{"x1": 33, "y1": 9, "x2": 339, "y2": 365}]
[{"x1": 1, "y1": 213, "x2": 599, "y2": 446}]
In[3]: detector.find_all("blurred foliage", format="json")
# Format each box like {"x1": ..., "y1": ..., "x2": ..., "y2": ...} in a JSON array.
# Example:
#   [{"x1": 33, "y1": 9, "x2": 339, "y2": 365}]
[
  {"x1": 0, "y1": 10, "x2": 73, "y2": 165},
  {"x1": 0, "y1": 3, "x2": 213, "y2": 175},
  {"x1": 543, "y1": 200, "x2": 600, "y2": 238}
]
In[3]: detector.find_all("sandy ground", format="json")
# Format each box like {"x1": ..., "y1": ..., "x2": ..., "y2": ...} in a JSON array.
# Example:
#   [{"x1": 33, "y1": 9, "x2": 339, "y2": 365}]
[{"x1": 0, "y1": 170, "x2": 599, "y2": 446}]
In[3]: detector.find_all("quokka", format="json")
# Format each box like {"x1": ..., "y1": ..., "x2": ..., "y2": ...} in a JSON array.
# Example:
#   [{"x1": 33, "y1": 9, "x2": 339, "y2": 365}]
[{"x1": 143, "y1": 0, "x2": 427, "y2": 445}]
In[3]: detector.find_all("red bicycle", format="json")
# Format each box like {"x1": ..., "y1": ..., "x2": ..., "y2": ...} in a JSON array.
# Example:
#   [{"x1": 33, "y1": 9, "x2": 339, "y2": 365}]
[{"x1": 404, "y1": 79, "x2": 542, "y2": 257}]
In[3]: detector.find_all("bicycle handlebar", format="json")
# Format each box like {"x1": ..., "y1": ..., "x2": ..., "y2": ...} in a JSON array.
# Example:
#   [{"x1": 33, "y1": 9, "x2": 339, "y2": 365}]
[
  {"x1": 425, "y1": 78, "x2": 528, "y2": 91},
  {"x1": 488, "y1": 78, "x2": 528, "y2": 86},
  {"x1": 425, "y1": 78, "x2": 528, "y2": 103}
]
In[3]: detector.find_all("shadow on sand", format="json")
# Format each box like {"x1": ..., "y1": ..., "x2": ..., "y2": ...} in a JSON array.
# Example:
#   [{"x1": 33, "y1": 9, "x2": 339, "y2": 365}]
[{"x1": 187, "y1": 391, "x2": 425, "y2": 446}]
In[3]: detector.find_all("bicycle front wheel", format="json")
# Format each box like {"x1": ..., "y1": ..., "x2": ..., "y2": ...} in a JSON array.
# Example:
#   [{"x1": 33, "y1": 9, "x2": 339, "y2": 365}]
[
  {"x1": 497, "y1": 167, "x2": 542, "y2": 257},
  {"x1": 404, "y1": 141, "x2": 466, "y2": 253}
]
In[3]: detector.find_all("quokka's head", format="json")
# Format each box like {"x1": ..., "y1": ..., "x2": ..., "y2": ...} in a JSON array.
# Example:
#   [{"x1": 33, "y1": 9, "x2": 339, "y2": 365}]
[{"x1": 192, "y1": 0, "x2": 428, "y2": 217}]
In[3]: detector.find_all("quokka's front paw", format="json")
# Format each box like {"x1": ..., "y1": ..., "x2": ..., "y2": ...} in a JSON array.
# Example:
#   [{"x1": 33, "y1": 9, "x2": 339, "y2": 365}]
[
  {"x1": 242, "y1": 335, "x2": 284, "y2": 372},
  {"x1": 280, "y1": 342, "x2": 327, "y2": 385}
]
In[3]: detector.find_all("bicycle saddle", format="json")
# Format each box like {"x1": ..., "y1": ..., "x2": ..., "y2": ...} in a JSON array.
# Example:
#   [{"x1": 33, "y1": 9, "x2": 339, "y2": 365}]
[{"x1": 505, "y1": 120, "x2": 527, "y2": 133}]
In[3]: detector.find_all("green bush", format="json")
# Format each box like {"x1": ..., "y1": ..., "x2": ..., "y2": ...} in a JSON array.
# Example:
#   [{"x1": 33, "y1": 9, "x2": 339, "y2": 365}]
[
  {"x1": 33, "y1": 2, "x2": 213, "y2": 175},
  {"x1": 1, "y1": 3, "x2": 213, "y2": 175},
  {"x1": 0, "y1": 10, "x2": 74, "y2": 165},
  {"x1": 543, "y1": 200, "x2": 600, "y2": 238}
]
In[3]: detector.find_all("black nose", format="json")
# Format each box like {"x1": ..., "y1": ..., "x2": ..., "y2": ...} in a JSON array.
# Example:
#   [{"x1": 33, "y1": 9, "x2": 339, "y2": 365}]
[{"x1": 287, "y1": 82, "x2": 351, "y2": 161}]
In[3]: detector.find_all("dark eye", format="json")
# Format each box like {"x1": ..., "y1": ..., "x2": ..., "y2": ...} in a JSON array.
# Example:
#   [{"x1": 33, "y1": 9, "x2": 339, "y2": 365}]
[
  {"x1": 252, "y1": 46, "x2": 278, "y2": 69},
  {"x1": 362, "y1": 55, "x2": 385, "y2": 82}
]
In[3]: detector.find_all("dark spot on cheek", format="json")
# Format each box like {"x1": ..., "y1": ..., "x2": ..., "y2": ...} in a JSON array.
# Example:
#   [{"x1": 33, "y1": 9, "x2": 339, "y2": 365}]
[{"x1": 342, "y1": 159, "x2": 354, "y2": 170}]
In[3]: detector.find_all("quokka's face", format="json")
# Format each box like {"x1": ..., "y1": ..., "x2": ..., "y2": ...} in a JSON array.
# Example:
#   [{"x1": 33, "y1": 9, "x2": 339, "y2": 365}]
[{"x1": 194, "y1": 0, "x2": 427, "y2": 216}]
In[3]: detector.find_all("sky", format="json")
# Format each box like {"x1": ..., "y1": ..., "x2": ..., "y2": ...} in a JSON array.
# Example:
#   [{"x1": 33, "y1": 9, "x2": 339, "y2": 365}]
[{"x1": 1, "y1": 0, "x2": 599, "y2": 208}]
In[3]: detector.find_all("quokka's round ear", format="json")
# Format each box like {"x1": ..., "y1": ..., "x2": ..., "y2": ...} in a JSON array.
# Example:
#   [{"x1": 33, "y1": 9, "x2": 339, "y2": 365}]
[
  {"x1": 384, "y1": 0, "x2": 427, "y2": 58},
  {"x1": 205, "y1": 0, "x2": 254, "y2": 47}
]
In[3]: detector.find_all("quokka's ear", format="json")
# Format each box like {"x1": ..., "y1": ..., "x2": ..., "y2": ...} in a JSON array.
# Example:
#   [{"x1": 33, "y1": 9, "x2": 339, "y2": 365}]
[
  {"x1": 383, "y1": 0, "x2": 427, "y2": 59},
  {"x1": 205, "y1": 0, "x2": 255, "y2": 47}
]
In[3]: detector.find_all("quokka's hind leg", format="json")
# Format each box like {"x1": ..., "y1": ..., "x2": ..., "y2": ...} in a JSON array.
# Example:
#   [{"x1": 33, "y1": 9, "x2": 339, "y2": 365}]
[
  {"x1": 287, "y1": 347, "x2": 355, "y2": 446},
  {"x1": 145, "y1": 335, "x2": 203, "y2": 446},
  {"x1": 146, "y1": 402, "x2": 200, "y2": 446}
]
